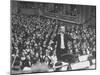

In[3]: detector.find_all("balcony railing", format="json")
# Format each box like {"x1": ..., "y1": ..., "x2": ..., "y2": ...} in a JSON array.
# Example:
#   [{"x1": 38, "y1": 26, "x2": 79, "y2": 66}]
[{"x1": 43, "y1": 11, "x2": 80, "y2": 24}]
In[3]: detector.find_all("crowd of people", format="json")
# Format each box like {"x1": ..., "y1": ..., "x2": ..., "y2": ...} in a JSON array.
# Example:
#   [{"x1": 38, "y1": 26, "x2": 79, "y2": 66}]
[{"x1": 11, "y1": 14, "x2": 96, "y2": 70}]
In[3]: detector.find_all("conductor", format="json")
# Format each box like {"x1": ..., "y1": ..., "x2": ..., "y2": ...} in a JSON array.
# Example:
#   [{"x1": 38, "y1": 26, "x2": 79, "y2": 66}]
[{"x1": 54, "y1": 25, "x2": 73, "y2": 62}]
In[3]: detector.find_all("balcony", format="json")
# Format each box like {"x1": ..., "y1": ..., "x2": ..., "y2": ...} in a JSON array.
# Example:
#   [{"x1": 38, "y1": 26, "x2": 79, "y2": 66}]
[{"x1": 42, "y1": 11, "x2": 80, "y2": 24}]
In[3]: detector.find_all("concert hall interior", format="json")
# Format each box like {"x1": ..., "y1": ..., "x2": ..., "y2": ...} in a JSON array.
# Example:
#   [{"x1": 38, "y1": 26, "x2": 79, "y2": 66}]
[{"x1": 11, "y1": 0, "x2": 96, "y2": 74}]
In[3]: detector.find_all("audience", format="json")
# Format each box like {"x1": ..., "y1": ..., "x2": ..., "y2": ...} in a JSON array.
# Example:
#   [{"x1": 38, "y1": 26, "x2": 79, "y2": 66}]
[{"x1": 11, "y1": 14, "x2": 96, "y2": 70}]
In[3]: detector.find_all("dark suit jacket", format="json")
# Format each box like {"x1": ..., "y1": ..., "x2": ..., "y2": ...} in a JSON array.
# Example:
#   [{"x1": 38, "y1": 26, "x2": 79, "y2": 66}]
[
  {"x1": 54, "y1": 33, "x2": 72, "y2": 51},
  {"x1": 53, "y1": 33, "x2": 74, "y2": 61}
]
